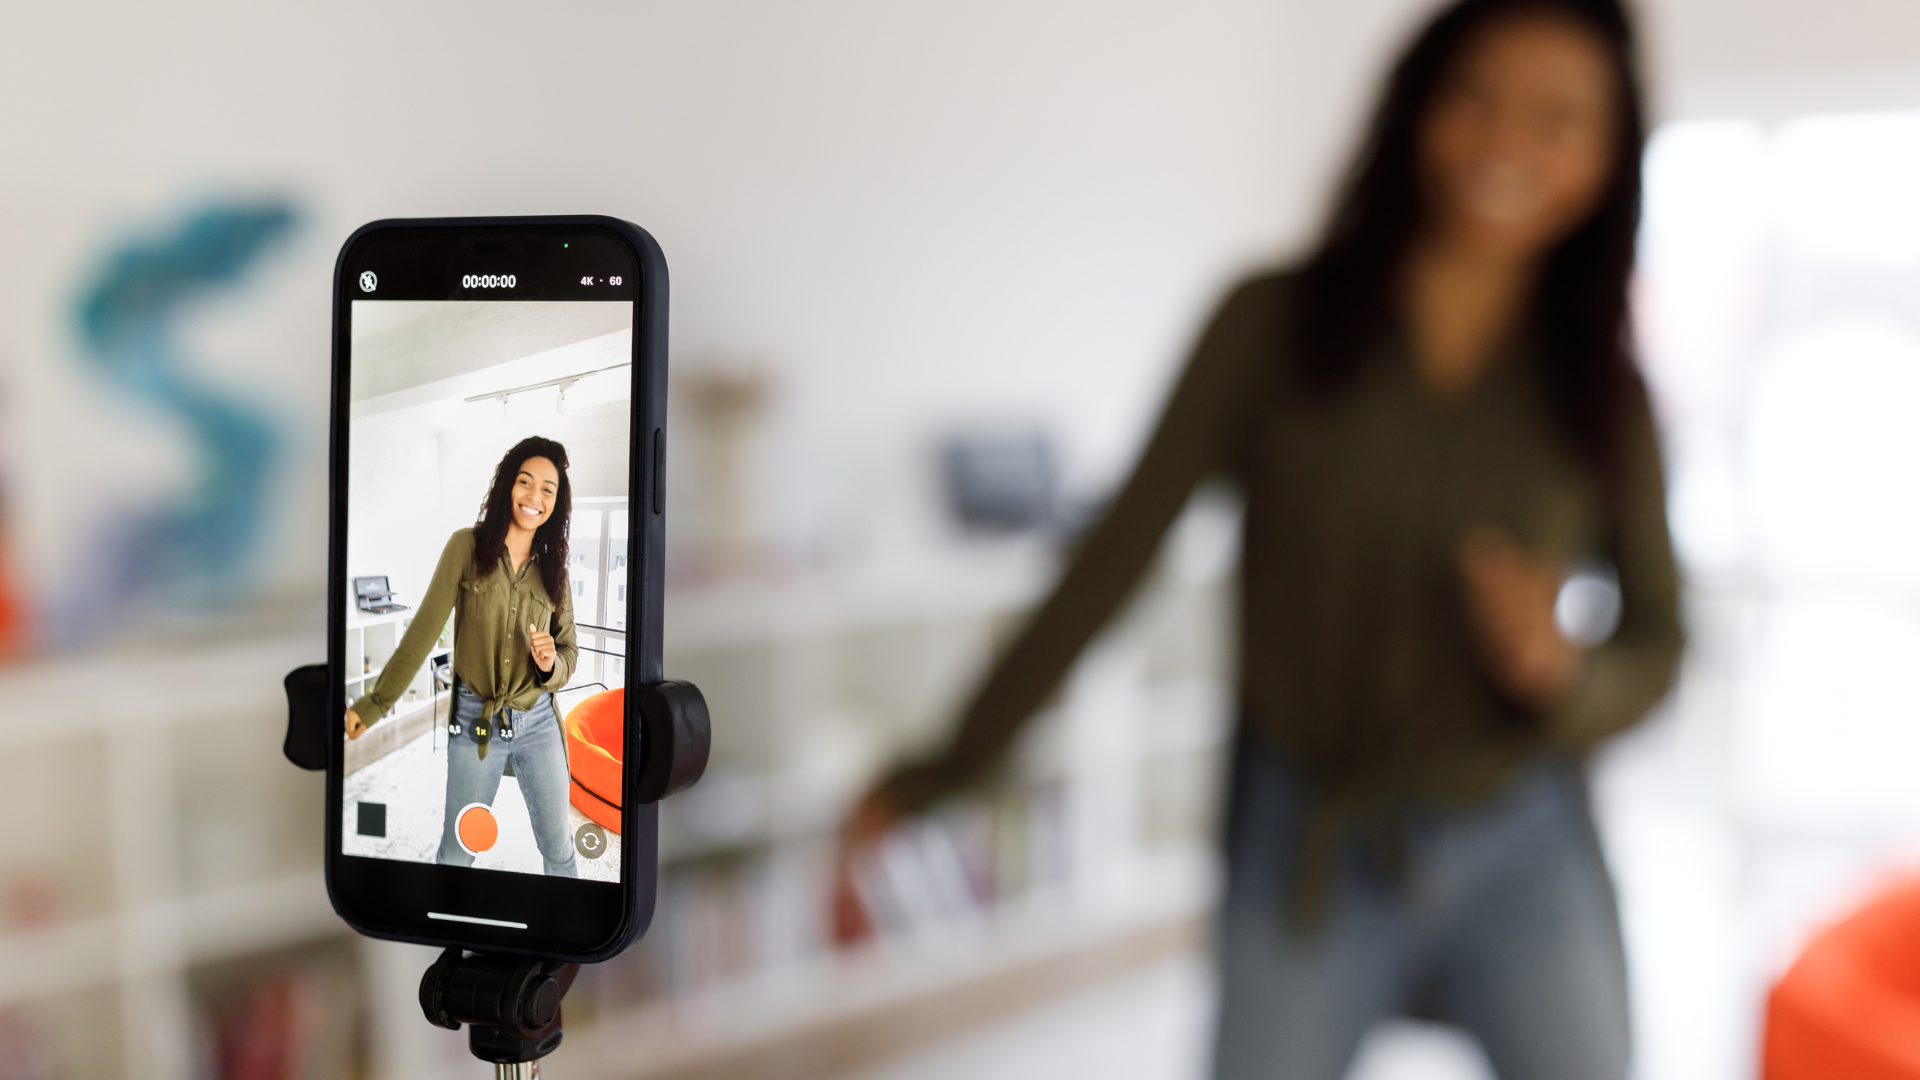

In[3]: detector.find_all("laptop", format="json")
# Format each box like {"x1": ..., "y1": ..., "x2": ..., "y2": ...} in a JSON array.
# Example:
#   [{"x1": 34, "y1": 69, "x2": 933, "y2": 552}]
[{"x1": 354, "y1": 576, "x2": 411, "y2": 614}]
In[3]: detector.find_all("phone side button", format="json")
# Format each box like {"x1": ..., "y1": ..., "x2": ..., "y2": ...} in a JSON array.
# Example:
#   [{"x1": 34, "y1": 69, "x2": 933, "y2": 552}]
[{"x1": 652, "y1": 428, "x2": 665, "y2": 515}]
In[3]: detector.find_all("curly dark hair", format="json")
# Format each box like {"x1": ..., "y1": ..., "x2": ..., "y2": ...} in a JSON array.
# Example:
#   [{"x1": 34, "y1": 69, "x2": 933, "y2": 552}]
[
  {"x1": 471, "y1": 436, "x2": 571, "y2": 605},
  {"x1": 1296, "y1": 0, "x2": 1650, "y2": 501}
]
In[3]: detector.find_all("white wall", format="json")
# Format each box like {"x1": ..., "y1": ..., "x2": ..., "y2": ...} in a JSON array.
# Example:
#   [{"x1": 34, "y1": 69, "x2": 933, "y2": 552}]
[
  {"x1": 1647, "y1": 0, "x2": 1920, "y2": 83},
  {"x1": 6, "y1": 0, "x2": 1920, "y2": 620},
  {"x1": 346, "y1": 414, "x2": 447, "y2": 615},
  {"x1": 350, "y1": 399, "x2": 632, "y2": 611}
]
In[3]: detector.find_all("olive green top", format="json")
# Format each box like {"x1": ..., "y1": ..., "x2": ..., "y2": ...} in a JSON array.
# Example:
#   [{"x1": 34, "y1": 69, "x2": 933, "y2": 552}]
[
  {"x1": 350, "y1": 527, "x2": 577, "y2": 758},
  {"x1": 882, "y1": 269, "x2": 1682, "y2": 824}
]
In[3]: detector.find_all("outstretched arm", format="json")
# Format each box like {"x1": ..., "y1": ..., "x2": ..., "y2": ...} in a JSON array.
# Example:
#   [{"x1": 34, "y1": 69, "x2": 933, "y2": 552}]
[
  {"x1": 877, "y1": 276, "x2": 1284, "y2": 814},
  {"x1": 348, "y1": 531, "x2": 470, "y2": 736}
]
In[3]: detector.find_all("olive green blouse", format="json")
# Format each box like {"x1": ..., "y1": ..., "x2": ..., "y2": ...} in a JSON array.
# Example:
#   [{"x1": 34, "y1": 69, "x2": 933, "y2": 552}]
[
  {"x1": 350, "y1": 528, "x2": 578, "y2": 758},
  {"x1": 882, "y1": 269, "x2": 1683, "y2": 825}
]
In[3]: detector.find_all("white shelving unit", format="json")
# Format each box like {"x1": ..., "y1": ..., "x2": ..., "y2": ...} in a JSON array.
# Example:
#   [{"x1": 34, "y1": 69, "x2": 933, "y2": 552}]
[
  {"x1": 0, "y1": 632, "x2": 340, "y2": 1080},
  {"x1": 558, "y1": 852, "x2": 1212, "y2": 1080},
  {"x1": 0, "y1": 509, "x2": 1236, "y2": 1080},
  {"x1": 344, "y1": 607, "x2": 447, "y2": 706},
  {"x1": 542, "y1": 524, "x2": 1235, "y2": 1080},
  {"x1": 343, "y1": 609, "x2": 452, "y2": 775}
]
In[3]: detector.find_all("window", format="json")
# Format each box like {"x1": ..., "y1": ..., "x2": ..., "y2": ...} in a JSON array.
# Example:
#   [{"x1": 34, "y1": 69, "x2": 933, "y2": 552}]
[
  {"x1": 565, "y1": 498, "x2": 630, "y2": 689},
  {"x1": 1641, "y1": 113, "x2": 1920, "y2": 832}
]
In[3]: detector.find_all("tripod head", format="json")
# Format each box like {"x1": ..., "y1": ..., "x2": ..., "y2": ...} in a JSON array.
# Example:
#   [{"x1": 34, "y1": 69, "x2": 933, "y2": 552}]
[{"x1": 419, "y1": 947, "x2": 579, "y2": 1069}]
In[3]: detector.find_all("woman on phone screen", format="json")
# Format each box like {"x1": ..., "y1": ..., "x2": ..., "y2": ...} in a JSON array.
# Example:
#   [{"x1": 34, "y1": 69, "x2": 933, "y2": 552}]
[
  {"x1": 347, "y1": 436, "x2": 581, "y2": 878},
  {"x1": 843, "y1": 1, "x2": 1680, "y2": 1077}
]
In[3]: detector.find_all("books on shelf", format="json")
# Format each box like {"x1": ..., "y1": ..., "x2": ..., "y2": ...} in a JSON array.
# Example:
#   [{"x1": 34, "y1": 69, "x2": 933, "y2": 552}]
[{"x1": 575, "y1": 782, "x2": 1072, "y2": 1013}]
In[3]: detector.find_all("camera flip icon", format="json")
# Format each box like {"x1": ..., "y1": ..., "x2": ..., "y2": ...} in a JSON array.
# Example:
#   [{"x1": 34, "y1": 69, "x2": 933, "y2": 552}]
[{"x1": 573, "y1": 822, "x2": 608, "y2": 860}]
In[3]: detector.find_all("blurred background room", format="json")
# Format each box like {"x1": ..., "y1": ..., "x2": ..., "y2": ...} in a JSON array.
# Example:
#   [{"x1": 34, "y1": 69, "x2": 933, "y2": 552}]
[{"x1": 7, "y1": 1, "x2": 1920, "y2": 1078}]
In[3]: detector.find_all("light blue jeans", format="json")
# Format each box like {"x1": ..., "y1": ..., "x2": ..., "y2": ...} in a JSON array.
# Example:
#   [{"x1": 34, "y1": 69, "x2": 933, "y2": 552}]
[
  {"x1": 437, "y1": 684, "x2": 578, "y2": 877},
  {"x1": 1212, "y1": 742, "x2": 1629, "y2": 1080}
]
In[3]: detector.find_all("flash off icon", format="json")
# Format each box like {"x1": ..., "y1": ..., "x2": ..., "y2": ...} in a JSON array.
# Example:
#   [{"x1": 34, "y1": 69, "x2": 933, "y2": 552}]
[{"x1": 359, "y1": 271, "x2": 377, "y2": 293}]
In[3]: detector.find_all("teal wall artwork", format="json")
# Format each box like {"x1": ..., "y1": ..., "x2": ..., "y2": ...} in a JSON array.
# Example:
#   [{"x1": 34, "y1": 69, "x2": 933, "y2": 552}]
[{"x1": 57, "y1": 202, "x2": 298, "y2": 641}]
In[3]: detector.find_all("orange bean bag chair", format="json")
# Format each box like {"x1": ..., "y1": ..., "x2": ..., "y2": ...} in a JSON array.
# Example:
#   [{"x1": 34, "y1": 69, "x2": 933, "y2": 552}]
[
  {"x1": 1766, "y1": 876, "x2": 1920, "y2": 1079},
  {"x1": 564, "y1": 689, "x2": 625, "y2": 835}
]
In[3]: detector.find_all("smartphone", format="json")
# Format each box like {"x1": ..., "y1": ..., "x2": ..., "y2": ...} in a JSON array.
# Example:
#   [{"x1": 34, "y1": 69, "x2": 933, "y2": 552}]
[{"x1": 326, "y1": 217, "x2": 666, "y2": 960}]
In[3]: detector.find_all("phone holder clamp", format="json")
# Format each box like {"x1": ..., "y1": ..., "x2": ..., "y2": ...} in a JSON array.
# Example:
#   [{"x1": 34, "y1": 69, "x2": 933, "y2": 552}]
[{"x1": 281, "y1": 666, "x2": 711, "y2": 794}]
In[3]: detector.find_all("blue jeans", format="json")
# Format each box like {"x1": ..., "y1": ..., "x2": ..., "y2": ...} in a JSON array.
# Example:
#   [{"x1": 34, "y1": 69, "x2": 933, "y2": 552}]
[
  {"x1": 1212, "y1": 742, "x2": 1629, "y2": 1080},
  {"x1": 437, "y1": 684, "x2": 578, "y2": 877}
]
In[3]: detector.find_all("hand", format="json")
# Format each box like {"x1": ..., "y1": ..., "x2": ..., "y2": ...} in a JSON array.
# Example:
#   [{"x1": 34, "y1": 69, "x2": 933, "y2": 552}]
[
  {"x1": 345, "y1": 707, "x2": 366, "y2": 741},
  {"x1": 830, "y1": 786, "x2": 899, "y2": 946},
  {"x1": 1458, "y1": 526, "x2": 1579, "y2": 709},
  {"x1": 529, "y1": 624, "x2": 556, "y2": 673}
]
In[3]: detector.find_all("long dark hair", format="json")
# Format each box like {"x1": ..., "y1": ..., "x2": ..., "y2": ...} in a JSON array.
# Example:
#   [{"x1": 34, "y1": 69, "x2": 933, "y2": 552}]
[
  {"x1": 472, "y1": 436, "x2": 571, "y2": 605},
  {"x1": 1297, "y1": 0, "x2": 1648, "y2": 496}
]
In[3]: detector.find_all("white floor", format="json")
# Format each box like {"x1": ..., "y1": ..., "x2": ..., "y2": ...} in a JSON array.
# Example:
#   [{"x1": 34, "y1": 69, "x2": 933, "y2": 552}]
[
  {"x1": 341, "y1": 726, "x2": 621, "y2": 881},
  {"x1": 843, "y1": 954, "x2": 1496, "y2": 1080}
]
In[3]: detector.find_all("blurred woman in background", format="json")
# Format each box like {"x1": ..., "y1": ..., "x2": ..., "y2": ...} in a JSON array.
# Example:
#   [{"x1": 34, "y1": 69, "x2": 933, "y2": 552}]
[{"x1": 844, "y1": 0, "x2": 1680, "y2": 1076}]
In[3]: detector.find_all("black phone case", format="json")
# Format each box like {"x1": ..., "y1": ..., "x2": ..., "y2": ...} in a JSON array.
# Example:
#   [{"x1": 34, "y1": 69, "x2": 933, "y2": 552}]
[{"x1": 323, "y1": 215, "x2": 668, "y2": 963}]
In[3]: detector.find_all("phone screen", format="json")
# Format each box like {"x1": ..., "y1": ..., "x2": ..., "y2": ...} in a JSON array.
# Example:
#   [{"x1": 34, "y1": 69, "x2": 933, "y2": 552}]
[{"x1": 333, "y1": 224, "x2": 655, "y2": 937}]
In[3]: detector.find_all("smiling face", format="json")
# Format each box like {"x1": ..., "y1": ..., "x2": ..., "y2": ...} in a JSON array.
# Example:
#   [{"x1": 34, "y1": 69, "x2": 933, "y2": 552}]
[
  {"x1": 510, "y1": 456, "x2": 560, "y2": 533},
  {"x1": 1417, "y1": 11, "x2": 1618, "y2": 263}
]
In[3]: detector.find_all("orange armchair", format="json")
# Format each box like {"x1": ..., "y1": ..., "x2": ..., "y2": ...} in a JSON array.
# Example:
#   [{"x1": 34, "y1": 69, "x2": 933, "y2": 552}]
[
  {"x1": 563, "y1": 689, "x2": 625, "y2": 834},
  {"x1": 1766, "y1": 876, "x2": 1920, "y2": 1079}
]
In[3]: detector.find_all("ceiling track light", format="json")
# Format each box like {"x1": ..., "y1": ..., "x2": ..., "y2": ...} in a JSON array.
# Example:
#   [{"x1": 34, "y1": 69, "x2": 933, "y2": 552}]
[{"x1": 464, "y1": 361, "x2": 632, "y2": 408}]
